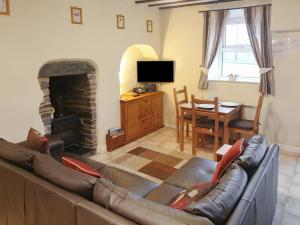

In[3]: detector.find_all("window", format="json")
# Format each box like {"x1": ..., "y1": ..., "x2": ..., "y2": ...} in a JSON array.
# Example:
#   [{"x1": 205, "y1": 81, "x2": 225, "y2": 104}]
[{"x1": 209, "y1": 9, "x2": 259, "y2": 83}]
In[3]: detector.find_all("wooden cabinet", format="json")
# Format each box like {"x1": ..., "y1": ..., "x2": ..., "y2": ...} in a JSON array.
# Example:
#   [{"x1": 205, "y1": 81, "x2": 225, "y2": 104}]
[{"x1": 121, "y1": 92, "x2": 163, "y2": 143}]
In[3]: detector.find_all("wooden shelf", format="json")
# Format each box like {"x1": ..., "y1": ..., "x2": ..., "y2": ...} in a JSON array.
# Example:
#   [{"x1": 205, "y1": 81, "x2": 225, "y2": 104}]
[{"x1": 106, "y1": 133, "x2": 125, "y2": 152}]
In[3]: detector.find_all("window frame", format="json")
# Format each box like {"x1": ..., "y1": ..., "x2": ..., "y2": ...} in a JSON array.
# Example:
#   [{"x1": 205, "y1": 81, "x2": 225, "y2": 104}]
[{"x1": 208, "y1": 10, "x2": 260, "y2": 83}]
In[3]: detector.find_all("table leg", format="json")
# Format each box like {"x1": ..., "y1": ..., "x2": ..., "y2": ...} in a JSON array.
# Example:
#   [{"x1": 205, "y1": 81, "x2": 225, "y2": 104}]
[
  {"x1": 180, "y1": 108, "x2": 184, "y2": 151},
  {"x1": 223, "y1": 116, "x2": 229, "y2": 144}
]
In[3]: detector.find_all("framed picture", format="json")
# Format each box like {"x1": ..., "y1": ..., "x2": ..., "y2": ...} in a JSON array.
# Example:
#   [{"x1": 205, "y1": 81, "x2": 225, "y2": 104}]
[
  {"x1": 147, "y1": 20, "x2": 153, "y2": 33},
  {"x1": 117, "y1": 15, "x2": 125, "y2": 29},
  {"x1": 70, "y1": 7, "x2": 83, "y2": 24},
  {"x1": 0, "y1": 0, "x2": 10, "y2": 15}
]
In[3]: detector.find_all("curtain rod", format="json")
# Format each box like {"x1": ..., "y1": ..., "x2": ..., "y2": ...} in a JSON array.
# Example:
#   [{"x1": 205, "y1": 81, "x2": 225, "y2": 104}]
[{"x1": 198, "y1": 3, "x2": 271, "y2": 13}]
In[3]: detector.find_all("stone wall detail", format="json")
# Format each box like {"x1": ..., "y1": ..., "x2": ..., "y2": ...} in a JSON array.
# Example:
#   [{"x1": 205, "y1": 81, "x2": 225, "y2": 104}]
[{"x1": 38, "y1": 60, "x2": 97, "y2": 152}]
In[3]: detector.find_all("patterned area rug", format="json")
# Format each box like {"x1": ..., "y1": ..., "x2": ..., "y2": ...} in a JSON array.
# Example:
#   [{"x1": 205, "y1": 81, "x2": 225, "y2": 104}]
[{"x1": 110, "y1": 147, "x2": 191, "y2": 182}]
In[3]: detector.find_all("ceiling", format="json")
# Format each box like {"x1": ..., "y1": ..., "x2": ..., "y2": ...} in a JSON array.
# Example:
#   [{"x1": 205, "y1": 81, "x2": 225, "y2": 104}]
[{"x1": 134, "y1": 0, "x2": 241, "y2": 10}]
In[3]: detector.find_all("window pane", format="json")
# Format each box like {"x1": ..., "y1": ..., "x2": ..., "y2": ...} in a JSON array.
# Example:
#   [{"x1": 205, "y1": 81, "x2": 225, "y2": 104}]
[
  {"x1": 223, "y1": 51, "x2": 236, "y2": 63},
  {"x1": 237, "y1": 24, "x2": 250, "y2": 45},
  {"x1": 236, "y1": 51, "x2": 249, "y2": 63},
  {"x1": 222, "y1": 62, "x2": 259, "y2": 78},
  {"x1": 225, "y1": 25, "x2": 237, "y2": 46}
]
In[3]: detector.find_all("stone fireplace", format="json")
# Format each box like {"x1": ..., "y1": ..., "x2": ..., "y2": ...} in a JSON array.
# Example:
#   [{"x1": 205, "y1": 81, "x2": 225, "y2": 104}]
[{"x1": 38, "y1": 60, "x2": 97, "y2": 153}]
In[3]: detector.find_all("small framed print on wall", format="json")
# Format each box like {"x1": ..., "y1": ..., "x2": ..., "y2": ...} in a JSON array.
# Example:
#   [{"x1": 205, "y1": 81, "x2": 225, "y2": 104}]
[
  {"x1": 117, "y1": 15, "x2": 125, "y2": 29},
  {"x1": 0, "y1": 0, "x2": 10, "y2": 15},
  {"x1": 147, "y1": 20, "x2": 153, "y2": 33},
  {"x1": 70, "y1": 7, "x2": 83, "y2": 24}
]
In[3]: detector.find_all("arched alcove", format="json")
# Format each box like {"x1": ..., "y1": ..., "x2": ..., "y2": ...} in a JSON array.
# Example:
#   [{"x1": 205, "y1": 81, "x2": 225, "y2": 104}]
[{"x1": 119, "y1": 45, "x2": 159, "y2": 94}]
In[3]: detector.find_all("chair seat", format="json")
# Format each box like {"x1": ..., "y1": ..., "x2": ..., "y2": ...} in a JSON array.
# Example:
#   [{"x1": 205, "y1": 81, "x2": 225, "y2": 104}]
[
  {"x1": 184, "y1": 113, "x2": 206, "y2": 121},
  {"x1": 196, "y1": 118, "x2": 223, "y2": 129},
  {"x1": 228, "y1": 119, "x2": 254, "y2": 130}
]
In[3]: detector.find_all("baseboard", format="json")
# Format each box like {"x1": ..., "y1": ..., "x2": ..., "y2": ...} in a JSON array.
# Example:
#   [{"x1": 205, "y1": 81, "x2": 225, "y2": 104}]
[
  {"x1": 164, "y1": 123, "x2": 176, "y2": 129},
  {"x1": 278, "y1": 144, "x2": 300, "y2": 155}
]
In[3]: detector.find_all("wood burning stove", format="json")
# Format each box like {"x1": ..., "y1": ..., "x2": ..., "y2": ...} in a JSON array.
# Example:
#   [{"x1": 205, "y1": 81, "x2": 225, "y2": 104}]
[{"x1": 51, "y1": 114, "x2": 81, "y2": 150}]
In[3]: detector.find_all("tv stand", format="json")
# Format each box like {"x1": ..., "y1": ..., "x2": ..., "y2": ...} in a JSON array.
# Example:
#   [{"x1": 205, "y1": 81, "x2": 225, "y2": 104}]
[{"x1": 120, "y1": 92, "x2": 163, "y2": 143}]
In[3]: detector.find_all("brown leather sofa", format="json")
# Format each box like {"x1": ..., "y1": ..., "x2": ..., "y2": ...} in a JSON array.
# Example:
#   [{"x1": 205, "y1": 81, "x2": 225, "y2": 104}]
[{"x1": 0, "y1": 136, "x2": 279, "y2": 225}]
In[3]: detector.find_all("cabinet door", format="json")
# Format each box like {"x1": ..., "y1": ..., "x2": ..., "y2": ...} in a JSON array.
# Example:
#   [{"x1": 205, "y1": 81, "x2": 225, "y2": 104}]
[
  {"x1": 153, "y1": 94, "x2": 163, "y2": 129},
  {"x1": 125, "y1": 101, "x2": 140, "y2": 141}
]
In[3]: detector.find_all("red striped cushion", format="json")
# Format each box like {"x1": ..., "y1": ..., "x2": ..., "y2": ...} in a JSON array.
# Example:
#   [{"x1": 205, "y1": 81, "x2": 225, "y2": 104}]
[
  {"x1": 169, "y1": 181, "x2": 217, "y2": 210},
  {"x1": 211, "y1": 138, "x2": 245, "y2": 183},
  {"x1": 62, "y1": 157, "x2": 102, "y2": 178}
]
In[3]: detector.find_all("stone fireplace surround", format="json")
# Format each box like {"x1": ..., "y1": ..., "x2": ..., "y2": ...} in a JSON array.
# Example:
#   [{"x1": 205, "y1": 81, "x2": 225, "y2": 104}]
[{"x1": 38, "y1": 60, "x2": 97, "y2": 152}]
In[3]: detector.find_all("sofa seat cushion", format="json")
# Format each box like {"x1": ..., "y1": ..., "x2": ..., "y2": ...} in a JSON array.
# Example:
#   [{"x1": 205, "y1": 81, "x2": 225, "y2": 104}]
[
  {"x1": 99, "y1": 166, "x2": 159, "y2": 197},
  {"x1": 186, "y1": 164, "x2": 248, "y2": 225},
  {"x1": 0, "y1": 138, "x2": 40, "y2": 170},
  {"x1": 144, "y1": 183, "x2": 185, "y2": 205},
  {"x1": 93, "y1": 178, "x2": 214, "y2": 225},
  {"x1": 33, "y1": 154, "x2": 98, "y2": 199},
  {"x1": 165, "y1": 157, "x2": 216, "y2": 189}
]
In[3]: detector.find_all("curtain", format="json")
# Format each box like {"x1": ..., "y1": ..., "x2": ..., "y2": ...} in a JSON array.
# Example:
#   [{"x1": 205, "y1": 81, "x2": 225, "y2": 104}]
[
  {"x1": 244, "y1": 5, "x2": 274, "y2": 95},
  {"x1": 198, "y1": 10, "x2": 229, "y2": 89}
]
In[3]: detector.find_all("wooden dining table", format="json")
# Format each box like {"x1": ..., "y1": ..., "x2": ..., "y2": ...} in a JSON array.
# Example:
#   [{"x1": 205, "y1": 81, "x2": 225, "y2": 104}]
[{"x1": 179, "y1": 102, "x2": 242, "y2": 151}]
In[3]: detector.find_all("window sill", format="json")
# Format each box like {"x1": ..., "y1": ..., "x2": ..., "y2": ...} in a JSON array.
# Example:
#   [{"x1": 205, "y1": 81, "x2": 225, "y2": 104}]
[{"x1": 208, "y1": 78, "x2": 259, "y2": 84}]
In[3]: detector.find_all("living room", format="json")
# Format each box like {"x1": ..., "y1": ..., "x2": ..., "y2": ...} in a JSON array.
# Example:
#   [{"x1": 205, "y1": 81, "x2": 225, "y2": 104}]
[{"x1": 0, "y1": 0, "x2": 299, "y2": 225}]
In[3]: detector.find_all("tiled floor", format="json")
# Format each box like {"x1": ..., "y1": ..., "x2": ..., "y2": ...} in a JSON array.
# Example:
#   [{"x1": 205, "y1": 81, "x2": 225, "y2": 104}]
[{"x1": 90, "y1": 127, "x2": 300, "y2": 225}]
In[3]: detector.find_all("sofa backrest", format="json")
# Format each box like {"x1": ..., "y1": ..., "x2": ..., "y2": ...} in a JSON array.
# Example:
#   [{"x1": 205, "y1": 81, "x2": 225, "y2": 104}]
[
  {"x1": 0, "y1": 159, "x2": 138, "y2": 225},
  {"x1": 225, "y1": 144, "x2": 279, "y2": 225},
  {"x1": 0, "y1": 139, "x2": 40, "y2": 170}
]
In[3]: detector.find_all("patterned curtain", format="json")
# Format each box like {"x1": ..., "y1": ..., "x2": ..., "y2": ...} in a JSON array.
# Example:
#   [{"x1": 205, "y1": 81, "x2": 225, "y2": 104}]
[
  {"x1": 198, "y1": 10, "x2": 229, "y2": 89},
  {"x1": 244, "y1": 5, "x2": 274, "y2": 95}
]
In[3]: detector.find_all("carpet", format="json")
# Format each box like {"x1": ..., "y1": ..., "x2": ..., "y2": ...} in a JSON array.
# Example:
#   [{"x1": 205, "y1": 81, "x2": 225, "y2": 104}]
[{"x1": 110, "y1": 147, "x2": 191, "y2": 182}]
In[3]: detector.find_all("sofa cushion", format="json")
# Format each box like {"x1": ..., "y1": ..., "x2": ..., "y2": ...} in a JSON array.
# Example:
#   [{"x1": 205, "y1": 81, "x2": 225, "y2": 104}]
[
  {"x1": 144, "y1": 183, "x2": 185, "y2": 205},
  {"x1": 165, "y1": 157, "x2": 216, "y2": 189},
  {"x1": 235, "y1": 135, "x2": 268, "y2": 175},
  {"x1": 26, "y1": 128, "x2": 49, "y2": 154},
  {"x1": 0, "y1": 138, "x2": 40, "y2": 170},
  {"x1": 186, "y1": 164, "x2": 248, "y2": 225},
  {"x1": 62, "y1": 157, "x2": 102, "y2": 178},
  {"x1": 169, "y1": 181, "x2": 217, "y2": 210},
  {"x1": 99, "y1": 166, "x2": 159, "y2": 197},
  {"x1": 211, "y1": 138, "x2": 244, "y2": 183},
  {"x1": 93, "y1": 178, "x2": 214, "y2": 225},
  {"x1": 55, "y1": 152, "x2": 106, "y2": 171},
  {"x1": 33, "y1": 154, "x2": 97, "y2": 199}
]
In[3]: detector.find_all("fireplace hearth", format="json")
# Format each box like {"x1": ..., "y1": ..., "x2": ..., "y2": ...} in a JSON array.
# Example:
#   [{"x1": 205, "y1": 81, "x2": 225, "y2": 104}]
[{"x1": 38, "y1": 60, "x2": 97, "y2": 153}]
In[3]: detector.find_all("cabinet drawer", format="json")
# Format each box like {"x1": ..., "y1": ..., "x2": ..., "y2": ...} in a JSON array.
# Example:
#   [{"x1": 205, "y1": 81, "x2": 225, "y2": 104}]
[
  {"x1": 140, "y1": 105, "x2": 152, "y2": 117},
  {"x1": 140, "y1": 122, "x2": 153, "y2": 134},
  {"x1": 140, "y1": 97, "x2": 152, "y2": 106},
  {"x1": 141, "y1": 116, "x2": 152, "y2": 124}
]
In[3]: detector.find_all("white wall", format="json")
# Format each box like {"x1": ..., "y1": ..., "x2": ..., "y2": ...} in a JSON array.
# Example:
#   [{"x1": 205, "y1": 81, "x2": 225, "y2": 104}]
[
  {"x1": 160, "y1": 0, "x2": 300, "y2": 151},
  {"x1": 271, "y1": 0, "x2": 300, "y2": 32},
  {"x1": 0, "y1": 0, "x2": 161, "y2": 152}
]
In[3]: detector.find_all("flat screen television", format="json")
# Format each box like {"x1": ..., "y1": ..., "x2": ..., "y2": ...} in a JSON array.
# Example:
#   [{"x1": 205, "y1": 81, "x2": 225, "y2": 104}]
[{"x1": 137, "y1": 61, "x2": 174, "y2": 82}]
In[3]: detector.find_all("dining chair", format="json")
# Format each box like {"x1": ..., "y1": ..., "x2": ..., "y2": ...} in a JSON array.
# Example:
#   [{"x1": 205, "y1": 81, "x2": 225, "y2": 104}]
[
  {"x1": 191, "y1": 95, "x2": 223, "y2": 155},
  {"x1": 173, "y1": 86, "x2": 190, "y2": 142},
  {"x1": 228, "y1": 95, "x2": 264, "y2": 137}
]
